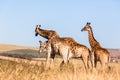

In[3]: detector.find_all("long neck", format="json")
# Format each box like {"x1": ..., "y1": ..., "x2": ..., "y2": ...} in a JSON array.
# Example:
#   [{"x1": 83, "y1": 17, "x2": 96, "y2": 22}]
[
  {"x1": 88, "y1": 27, "x2": 101, "y2": 48},
  {"x1": 37, "y1": 28, "x2": 60, "y2": 39},
  {"x1": 37, "y1": 28, "x2": 50, "y2": 39}
]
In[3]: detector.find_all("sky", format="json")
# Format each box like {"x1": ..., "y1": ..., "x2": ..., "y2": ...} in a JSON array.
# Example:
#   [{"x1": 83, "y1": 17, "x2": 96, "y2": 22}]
[{"x1": 0, "y1": 0, "x2": 120, "y2": 48}]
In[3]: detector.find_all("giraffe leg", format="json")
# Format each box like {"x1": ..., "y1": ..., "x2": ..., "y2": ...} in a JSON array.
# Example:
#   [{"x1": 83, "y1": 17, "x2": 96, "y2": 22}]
[
  {"x1": 107, "y1": 55, "x2": 111, "y2": 70},
  {"x1": 63, "y1": 55, "x2": 69, "y2": 64},
  {"x1": 91, "y1": 53, "x2": 95, "y2": 68},
  {"x1": 94, "y1": 59, "x2": 97, "y2": 68},
  {"x1": 45, "y1": 51, "x2": 51, "y2": 70},
  {"x1": 45, "y1": 43, "x2": 51, "y2": 70},
  {"x1": 94, "y1": 54, "x2": 97, "y2": 68},
  {"x1": 60, "y1": 52, "x2": 69, "y2": 67},
  {"x1": 60, "y1": 48, "x2": 70, "y2": 66},
  {"x1": 60, "y1": 57, "x2": 69, "y2": 69},
  {"x1": 50, "y1": 53, "x2": 55, "y2": 69},
  {"x1": 82, "y1": 55, "x2": 89, "y2": 71},
  {"x1": 99, "y1": 55, "x2": 105, "y2": 70}
]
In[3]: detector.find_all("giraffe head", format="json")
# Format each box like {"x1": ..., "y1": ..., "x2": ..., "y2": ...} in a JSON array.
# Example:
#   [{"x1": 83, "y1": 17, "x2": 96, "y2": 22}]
[
  {"x1": 81, "y1": 22, "x2": 91, "y2": 31},
  {"x1": 35, "y1": 25, "x2": 41, "y2": 36},
  {"x1": 38, "y1": 40, "x2": 47, "y2": 54}
]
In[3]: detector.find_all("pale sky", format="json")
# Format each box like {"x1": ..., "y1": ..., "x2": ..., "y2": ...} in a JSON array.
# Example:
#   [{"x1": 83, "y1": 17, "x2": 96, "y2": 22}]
[{"x1": 0, "y1": 0, "x2": 120, "y2": 48}]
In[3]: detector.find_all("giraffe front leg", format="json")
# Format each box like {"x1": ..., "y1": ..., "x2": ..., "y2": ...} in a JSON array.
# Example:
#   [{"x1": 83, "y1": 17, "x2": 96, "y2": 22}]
[
  {"x1": 45, "y1": 41, "x2": 52, "y2": 70},
  {"x1": 99, "y1": 55, "x2": 105, "y2": 70},
  {"x1": 50, "y1": 53, "x2": 55, "y2": 69},
  {"x1": 45, "y1": 52, "x2": 50, "y2": 70},
  {"x1": 82, "y1": 55, "x2": 89, "y2": 71},
  {"x1": 60, "y1": 53, "x2": 69, "y2": 67},
  {"x1": 45, "y1": 47, "x2": 51, "y2": 69}
]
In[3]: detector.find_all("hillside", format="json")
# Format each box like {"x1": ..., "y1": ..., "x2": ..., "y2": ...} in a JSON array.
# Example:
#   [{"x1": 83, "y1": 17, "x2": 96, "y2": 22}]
[
  {"x1": 0, "y1": 44, "x2": 38, "y2": 52},
  {"x1": 0, "y1": 44, "x2": 41, "y2": 59},
  {"x1": 108, "y1": 49, "x2": 120, "y2": 57}
]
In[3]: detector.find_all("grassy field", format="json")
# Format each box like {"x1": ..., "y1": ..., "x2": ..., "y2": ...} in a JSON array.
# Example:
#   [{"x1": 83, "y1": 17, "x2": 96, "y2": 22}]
[
  {"x1": 0, "y1": 58, "x2": 120, "y2": 80},
  {"x1": 0, "y1": 44, "x2": 120, "y2": 80}
]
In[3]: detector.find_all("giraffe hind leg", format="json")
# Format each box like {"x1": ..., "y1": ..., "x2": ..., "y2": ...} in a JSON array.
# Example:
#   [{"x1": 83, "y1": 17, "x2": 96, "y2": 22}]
[
  {"x1": 82, "y1": 56, "x2": 89, "y2": 71},
  {"x1": 90, "y1": 54, "x2": 95, "y2": 68}
]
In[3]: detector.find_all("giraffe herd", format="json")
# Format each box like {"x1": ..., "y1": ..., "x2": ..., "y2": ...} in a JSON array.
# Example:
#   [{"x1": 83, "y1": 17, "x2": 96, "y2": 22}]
[{"x1": 35, "y1": 22, "x2": 110, "y2": 70}]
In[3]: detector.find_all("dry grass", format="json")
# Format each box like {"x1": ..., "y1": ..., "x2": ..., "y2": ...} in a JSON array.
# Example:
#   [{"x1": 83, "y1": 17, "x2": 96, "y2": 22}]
[
  {"x1": 0, "y1": 56, "x2": 42, "y2": 66},
  {"x1": 0, "y1": 58, "x2": 120, "y2": 80}
]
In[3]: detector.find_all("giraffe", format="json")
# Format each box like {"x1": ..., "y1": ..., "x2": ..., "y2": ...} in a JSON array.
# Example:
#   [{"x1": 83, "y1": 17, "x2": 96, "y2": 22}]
[
  {"x1": 38, "y1": 40, "x2": 48, "y2": 54},
  {"x1": 35, "y1": 25, "x2": 90, "y2": 70},
  {"x1": 38, "y1": 40, "x2": 56, "y2": 69},
  {"x1": 81, "y1": 22, "x2": 110, "y2": 69}
]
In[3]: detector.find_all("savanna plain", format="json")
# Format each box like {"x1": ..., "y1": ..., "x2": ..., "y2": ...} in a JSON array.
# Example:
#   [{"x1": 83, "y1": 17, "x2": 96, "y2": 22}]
[{"x1": 0, "y1": 44, "x2": 120, "y2": 80}]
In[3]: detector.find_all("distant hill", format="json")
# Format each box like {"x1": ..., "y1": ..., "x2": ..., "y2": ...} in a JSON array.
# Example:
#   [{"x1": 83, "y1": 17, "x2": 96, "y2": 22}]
[
  {"x1": 108, "y1": 49, "x2": 120, "y2": 57},
  {"x1": 0, "y1": 44, "x2": 38, "y2": 52},
  {"x1": 108, "y1": 49, "x2": 120, "y2": 62},
  {"x1": 0, "y1": 44, "x2": 45, "y2": 59}
]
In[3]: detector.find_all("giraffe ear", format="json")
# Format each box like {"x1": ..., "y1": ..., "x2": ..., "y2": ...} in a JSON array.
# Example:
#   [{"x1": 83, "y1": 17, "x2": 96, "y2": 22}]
[
  {"x1": 36, "y1": 25, "x2": 41, "y2": 28},
  {"x1": 87, "y1": 22, "x2": 91, "y2": 25},
  {"x1": 39, "y1": 25, "x2": 41, "y2": 27}
]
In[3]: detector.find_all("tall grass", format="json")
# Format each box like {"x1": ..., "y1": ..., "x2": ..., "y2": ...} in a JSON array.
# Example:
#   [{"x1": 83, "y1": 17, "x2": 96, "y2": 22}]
[{"x1": 0, "y1": 58, "x2": 120, "y2": 80}]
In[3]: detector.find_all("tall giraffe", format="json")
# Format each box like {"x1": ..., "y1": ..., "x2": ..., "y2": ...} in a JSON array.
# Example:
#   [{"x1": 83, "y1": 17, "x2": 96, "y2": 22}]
[
  {"x1": 81, "y1": 22, "x2": 110, "y2": 69},
  {"x1": 35, "y1": 25, "x2": 90, "y2": 70}
]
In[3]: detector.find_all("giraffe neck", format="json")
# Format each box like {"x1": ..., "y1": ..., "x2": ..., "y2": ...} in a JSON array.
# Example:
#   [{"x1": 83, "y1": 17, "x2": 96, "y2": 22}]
[
  {"x1": 37, "y1": 28, "x2": 50, "y2": 39},
  {"x1": 88, "y1": 27, "x2": 101, "y2": 49},
  {"x1": 37, "y1": 28, "x2": 60, "y2": 39}
]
